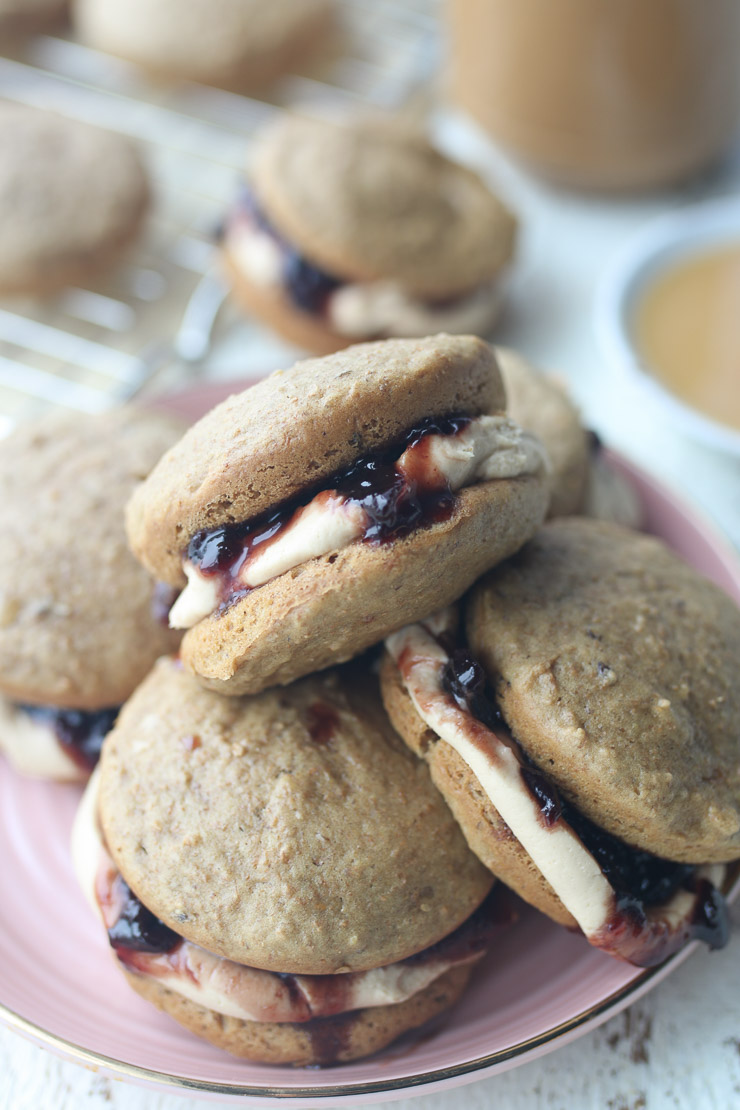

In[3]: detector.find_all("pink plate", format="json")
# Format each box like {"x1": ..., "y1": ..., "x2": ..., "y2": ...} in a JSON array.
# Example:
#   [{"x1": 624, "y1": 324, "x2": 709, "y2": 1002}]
[{"x1": 2, "y1": 379, "x2": 740, "y2": 1106}]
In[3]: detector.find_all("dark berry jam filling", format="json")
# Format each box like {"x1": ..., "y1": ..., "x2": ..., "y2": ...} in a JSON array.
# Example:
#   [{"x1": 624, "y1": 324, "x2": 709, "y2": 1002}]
[
  {"x1": 592, "y1": 871, "x2": 730, "y2": 966},
  {"x1": 305, "y1": 701, "x2": 340, "y2": 746},
  {"x1": 442, "y1": 649, "x2": 563, "y2": 828},
  {"x1": 439, "y1": 644, "x2": 729, "y2": 959},
  {"x1": 18, "y1": 703, "x2": 117, "y2": 773},
  {"x1": 562, "y1": 803, "x2": 693, "y2": 908},
  {"x1": 107, "y1": 876, "x2": 180, "y2": 955},
  {"x1": 233, "y1": 186, "x2": 343, "y2": 316},
  {"x1": 442, "y1": 648, "x2": 506, "y2": 734},
  {"x1": 186, "y1": 415, "x2": 469, "y2": 613}
]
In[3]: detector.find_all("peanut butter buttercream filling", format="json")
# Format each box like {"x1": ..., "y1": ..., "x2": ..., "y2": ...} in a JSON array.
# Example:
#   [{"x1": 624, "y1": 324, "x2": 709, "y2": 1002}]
[
  {"x1": 170, "y1": 414, "x2": 547, "y2": 630},
  {"x1": 385, "y1": 611, "x2": 729, "y2": 967}
]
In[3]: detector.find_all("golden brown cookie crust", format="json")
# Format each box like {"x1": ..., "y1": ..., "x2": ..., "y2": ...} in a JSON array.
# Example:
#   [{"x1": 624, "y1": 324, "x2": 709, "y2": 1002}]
[
  {"x1": 496, "y1": 348, "x2": 589, "y2": 518},
  {"x1": 467, "y1": 518, "x2": 740, "y2": 864},
  {"x1": 0, "y1": 105, "x2": 148, "y2": 298},
  {"x1": 0, "y1": 408, "x2": 183, "y2": 709},
  {"x1": 73, "y1": 0, "x2": 333, "y2": 92},
  {"x1": 126, "y1": 335, "x2": 506, "y2": 586},
  {"x1": 123, "y1": 963, "x2": 472, "y2": 1065},
  {"x1": 181, "y1": 476, "x2": 548, "y2": 696},
  {"x1": 379, "y1": 653, "x2": 575, "y2": 928},
  {"x1": 251, "y1": 115, "x2": 517, "y2": 298},
  {"x1": 99, "y1": 658, "x2": 493, "y2": 974}
]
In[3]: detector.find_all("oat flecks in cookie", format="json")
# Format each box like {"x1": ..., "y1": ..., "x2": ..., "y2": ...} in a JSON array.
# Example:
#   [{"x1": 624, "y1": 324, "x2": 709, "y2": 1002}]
[
  {"x1": 466, "y1": 518, "x2": 740, "y2": 864},
  {"x1": 0, "y1": 104, "x2": 149, "y2": 297},
  {"x1": 0, "y1": 408, "x2": 183, "y2": 709},
  {"x1": 98, "y1": 658, "x2": 493, "y2": 975}
]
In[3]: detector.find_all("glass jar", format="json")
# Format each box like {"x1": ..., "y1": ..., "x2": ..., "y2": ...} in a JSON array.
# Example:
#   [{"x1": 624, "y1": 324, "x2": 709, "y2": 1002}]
[{"x1": 448, "y1": 0, "x2": 740, "y2": 191}]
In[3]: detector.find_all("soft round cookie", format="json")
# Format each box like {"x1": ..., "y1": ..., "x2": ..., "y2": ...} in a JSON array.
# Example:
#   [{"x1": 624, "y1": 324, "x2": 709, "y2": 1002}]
[
  {"x1": 126, "y1": 336, "x2": 548, "y2": 695},
  {"x1": 98, "y1": 657, "x2": 494, "y2": 975},
  {"x1": 496, "y1": 348, "x2": 589, "y2": 517},
  {"x1": 0, "y1": 105, "x2": 148, "y2": 298},
  {"x1": 379, "y1": 523, "x2": 739, "y2": 965},
  {"x1": 0, "y1": 0, "x2": 66, "y2": 32},
  {"x1": 0, "y1": 407, "x2": 183, "y2": 711},
  {"x1": 467, "y1": 519, "x2": 740, "y2": 865},
  {"x1": 123, "y1": 963, "x2": 472, "y2": 1066},
  {"x1": 221, "y1": 115, "x2": 516, "y2": 352},
  {"x1": 497, "y1": 348, "x2": 642, "y2": 527},
  {"x1": 73, "y1": 0, "x2": 333, "y2": 92},
  {"x1": 250, "y1": 117, "x2": 515, "y2": 298}
]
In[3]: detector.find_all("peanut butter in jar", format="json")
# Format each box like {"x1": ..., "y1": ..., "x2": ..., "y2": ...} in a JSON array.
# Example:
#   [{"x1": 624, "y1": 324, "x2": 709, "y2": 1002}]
[{"x1": 448, "y1": 0, "x2": 740, "y2": 191}]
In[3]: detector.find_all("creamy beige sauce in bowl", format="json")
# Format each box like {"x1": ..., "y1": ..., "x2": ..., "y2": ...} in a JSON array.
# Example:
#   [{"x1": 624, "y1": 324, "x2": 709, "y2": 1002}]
[{"x1": 633, "y1": 245, "x2": 740, "y2": 433}]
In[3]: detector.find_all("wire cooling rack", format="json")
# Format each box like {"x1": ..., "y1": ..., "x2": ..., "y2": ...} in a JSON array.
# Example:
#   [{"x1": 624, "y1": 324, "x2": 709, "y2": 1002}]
[{"x1": 0, "y1": 0, "x2": 441, "y2": 432}]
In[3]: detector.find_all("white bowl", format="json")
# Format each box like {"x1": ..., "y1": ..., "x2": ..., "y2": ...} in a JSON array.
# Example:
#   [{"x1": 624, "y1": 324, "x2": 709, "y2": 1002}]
[{"x1": 595, "y1": 194, "x2": 740, "y2": 457}]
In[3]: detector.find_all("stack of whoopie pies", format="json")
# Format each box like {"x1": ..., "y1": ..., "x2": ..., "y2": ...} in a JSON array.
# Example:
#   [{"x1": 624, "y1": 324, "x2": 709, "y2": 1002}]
[
  {"x1": 73, "y1": 333, "x2": 550, "y2": 1064},
  {"x1": 71, "y1": 332, "x2": 740, "y2": 1066}
]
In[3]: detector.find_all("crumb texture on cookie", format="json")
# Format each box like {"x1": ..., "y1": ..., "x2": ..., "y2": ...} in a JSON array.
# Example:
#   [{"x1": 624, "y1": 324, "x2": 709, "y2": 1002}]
[
  {"x1": 126, "y1": 335, "x2": 506, "y2": 585},
  {"x1": 252, "y1": 115, "x2": 516, "y2": 297},
  {"x1": 98, "y1": 658, "x2": 493, "y2": 974},
  {"x1": 0, "y1": 408, "x2": 183, "y2": 708},
  {"x1": 467, "y1": 518, "x2": 740, "y2": 863}
]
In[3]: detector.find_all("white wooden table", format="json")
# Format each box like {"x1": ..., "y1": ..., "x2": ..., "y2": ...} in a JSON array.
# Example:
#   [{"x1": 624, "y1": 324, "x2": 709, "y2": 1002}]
[{"x1": 3, "y1": 115, "x2": 740, "y2": 1110}]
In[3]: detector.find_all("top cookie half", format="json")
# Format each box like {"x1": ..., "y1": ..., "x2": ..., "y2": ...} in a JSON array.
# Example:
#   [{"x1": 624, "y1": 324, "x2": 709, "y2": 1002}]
[{"x1": 127, "y1": 335, "x2": 507, "y2": 586}]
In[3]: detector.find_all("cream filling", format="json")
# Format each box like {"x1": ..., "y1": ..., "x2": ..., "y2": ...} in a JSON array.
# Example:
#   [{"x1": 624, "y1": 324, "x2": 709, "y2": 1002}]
[
  {"x1": 169, "y1": 416, "x2": 548, "y2": 631},
  {"x1": 72, "y1": 769, "x2": 482, "y2": 1024},
  {"x1": 224, "y1": 221, "x2": 284, "y2": 289},
  {"x1": 328, "y1": 279, "x2": 504, "y2": 339},
  {"x1": 385, "y1": 614, "x2": 725, "y2": 944},
  {"x1": 224, "y1": 219, "x2": 504, "y2": 339},
  {"x1": 0, "y1": 695, "x2": 83, "y2": 782}
]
